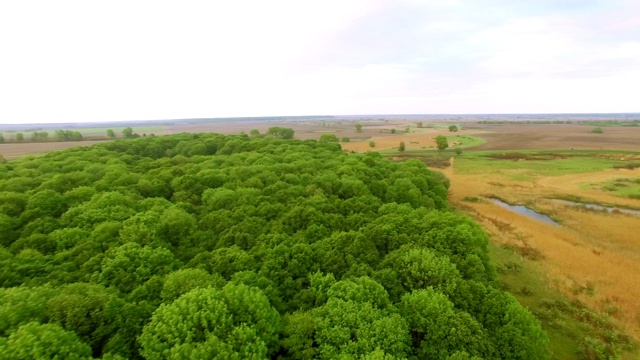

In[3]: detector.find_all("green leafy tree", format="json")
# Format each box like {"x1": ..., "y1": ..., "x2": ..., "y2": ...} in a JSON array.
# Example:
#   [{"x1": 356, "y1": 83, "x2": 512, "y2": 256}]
[
  {"x1": 449, "y1": 125, "x2": 459, "y2": 132},
  {"x1": 0, "y1": 214, "x2": 18, "y2": 248},
  {"x1": 355, "y1": 123, "x2": 363, "y2": 133},
  {"x1": 455, "y1": 147, "x2": 463, "y2": 155},
  {"x1": 15, "y1": 133, "x2": 24, "y2": 142},
  {"x1": 0, "y1": 286, "x2": 58, "y2": 336},
  {"x1": 107, "y1": 129, "x2": 116, "y2": 138},
  {"x1": 0, "y1": 322, "x2": 92, "y2": 360},
  {"x1": 341, "y1": 137, "x2": 350, "y2": 142},
  {"x1": 161, "y1": 268, "x2": 225, "y2": 302},
  {"x1": 0, "y1": 134, "x2": 4, "y2": 143},
  {"x1": 369, "y1": 141, "x2": 376, "y2": 148},
  {"x1": 122, "y1": 127, "x2": 135, "y2": 138},
  {"x1": 47, "y1": 283, "x2": 121, "y2": 356},
  {"x1": 97, "y1": 242, "x2": 180, "y2": 293},
  {"x1": 139, "y1": 284, "x2": 281, "y2": 359},
  {"x1": 249, "y1": 129, "x2": 261, "y2": 137},
  {"x1": 399, "y1": 141, "x2": 406, "y2": 152},
  {"x1": 54, "y1": 130, "x2": 83, "y2": 141},
  {"x1": 267, "y1": 127, "x2": 294, "y2": 139},
  {"x1": 391, "y1": 128, "x2": 396, "y2": 134},
  {"x1": 383, "y1": 247, "x2": 461, "y2": 298},
  {"x1": 319, "y1": 133, "x2": 339, "y2": 142},
  {"x1": 302, "y1": 298, "x2": 411, "y2": 358},
  {"x1": 400, "y1": 289, "x2": 491, "y2": 358},
  {"x1": 435, "y1": 135, "x2": 449, "y2": 151},
  {"x1": 30, "y1": 131, "x2": 49, "y2": 141}
]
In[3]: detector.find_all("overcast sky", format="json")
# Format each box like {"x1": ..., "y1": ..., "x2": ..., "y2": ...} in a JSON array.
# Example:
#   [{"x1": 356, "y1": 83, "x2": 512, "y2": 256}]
[{"x1": 1, "y1": 0, "x2": 639, "y2": 124}]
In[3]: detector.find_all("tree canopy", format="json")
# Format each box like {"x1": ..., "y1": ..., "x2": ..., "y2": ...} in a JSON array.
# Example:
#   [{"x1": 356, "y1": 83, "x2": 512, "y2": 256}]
[
  {"x1": 435, "y1": 135, "x2": 449, "y2": 151},
  {"x1": 0, "y1": 130, "x2": 548, "y2": 359}
]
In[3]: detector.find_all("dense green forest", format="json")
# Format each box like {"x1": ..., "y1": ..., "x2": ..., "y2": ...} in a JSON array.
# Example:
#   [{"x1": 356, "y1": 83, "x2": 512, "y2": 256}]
[{"x1": 0, "y1": 130, "x2": 548, "y2": 359}]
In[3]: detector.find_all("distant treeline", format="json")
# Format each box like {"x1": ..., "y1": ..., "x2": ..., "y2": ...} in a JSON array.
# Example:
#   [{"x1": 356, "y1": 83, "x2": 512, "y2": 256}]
[
  {"x1": 0, "y1": 130, "x2": 84, "y2": 144},
  {"x1": 477, "y1": 119, "x2": 640, "y2": 126},
  {"x1": 0, "y1": 127, "x2": 143, "y2": 144}
]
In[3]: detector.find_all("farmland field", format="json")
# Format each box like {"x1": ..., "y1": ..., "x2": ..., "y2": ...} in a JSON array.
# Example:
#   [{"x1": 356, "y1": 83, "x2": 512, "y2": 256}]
[{"x1": 0, "y1": 141, "x2": 111, "y2": 160}]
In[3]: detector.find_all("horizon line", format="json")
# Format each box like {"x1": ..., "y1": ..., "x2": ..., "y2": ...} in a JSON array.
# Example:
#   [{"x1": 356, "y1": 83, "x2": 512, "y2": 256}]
[{"x1": 1, "y1": 112, "x2": 640, "y2": 127}]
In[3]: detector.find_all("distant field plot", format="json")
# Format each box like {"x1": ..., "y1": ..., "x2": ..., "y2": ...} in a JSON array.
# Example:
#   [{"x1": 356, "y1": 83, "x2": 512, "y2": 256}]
[
  {"x1": 0, "y1": 141, "x2": 111, "y2": 160},
  {"x1": 454, "y1": 150, "x2": 640, "y2": 177},
  {"x1": 470, "y1": 124, "x2": 640, "y2": 151}
]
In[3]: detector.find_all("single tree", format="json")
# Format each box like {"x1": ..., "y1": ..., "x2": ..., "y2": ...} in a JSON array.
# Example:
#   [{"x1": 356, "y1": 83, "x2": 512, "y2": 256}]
[
  {"x1": 435, "y1": 135, "x2": 449, "y2": 152},
  {"x1": 341, "y1": 137, "x2": 350, "y2": 142},
  {"x1": 122, "y1": 127, "x2": 135, "y2": 138},
  {"x1": 399, "y1": 142, "x2": 406, "y2": 152},
  {"x1": 16, "y1": 133, "x2": 24, "y2": 142},
  {"x1": 448, "y1": 125, "x2": 458, "y2": 132},
  {"x1": 106, "y1": 129, "x2": 116, "y2": 138},
  {"x1": 455, "y1": 147, "x2": 463, "y2": 155},
  {"x1": 416, "y1": 122, "x2": 423, "y2": 128},
  {"x1": 355, "y1": 124, "x2": 363, "y2": 133},
  {"x1": 319, "y1": 133, "x2": 339, "y2": 142},
  {"x1": 391, "y1": 128, "x2": 396, "y2": 134},
  {"x1": 267, "y1": 127, "x2": 294, "y2": 139},
  {"x1": 369, "y1": 141, "x2": 376, "y2": 148}
]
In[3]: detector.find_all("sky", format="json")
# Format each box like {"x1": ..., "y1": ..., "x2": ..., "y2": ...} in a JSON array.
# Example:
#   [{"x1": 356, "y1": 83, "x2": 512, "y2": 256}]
[{"x1": 0, "y1": 0, "x2": 639, "y2": 124}]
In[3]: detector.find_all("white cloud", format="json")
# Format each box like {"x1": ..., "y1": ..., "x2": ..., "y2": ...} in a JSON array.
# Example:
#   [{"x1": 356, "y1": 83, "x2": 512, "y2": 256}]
[{"x1": 0, "y1": 0, "x2": 638, "y2": 123}]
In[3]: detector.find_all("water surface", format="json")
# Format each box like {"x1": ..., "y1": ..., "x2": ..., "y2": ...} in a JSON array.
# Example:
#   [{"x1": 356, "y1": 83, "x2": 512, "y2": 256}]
[
  {"x1": 552, "y1": 199, "x2": 640, "y2": 216},
  {"x1": 491, "y1": 198, "x2": 560, "y2": 226}
]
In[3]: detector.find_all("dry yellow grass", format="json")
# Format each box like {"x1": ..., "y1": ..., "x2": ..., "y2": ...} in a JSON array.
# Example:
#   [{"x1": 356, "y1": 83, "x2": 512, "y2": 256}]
[{"x1": 442, "y1": 163, "x2": 640, "y2": 340}]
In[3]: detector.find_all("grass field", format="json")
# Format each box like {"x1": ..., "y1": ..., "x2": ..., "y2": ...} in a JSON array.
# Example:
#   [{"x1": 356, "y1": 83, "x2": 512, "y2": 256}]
[
  {"x1": 454, "y1": 150, "x2": 640, "y2": 178},
  {"x1": 446, "y1": 135, "x2": 486, "y2": 148},
  {"x1": 596, "y1": 177, "x2": 640, "y2": 199}
]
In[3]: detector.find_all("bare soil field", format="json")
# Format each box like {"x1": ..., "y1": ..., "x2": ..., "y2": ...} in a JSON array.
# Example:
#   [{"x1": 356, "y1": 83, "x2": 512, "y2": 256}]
[
  {"x1": 0, "y1": 140, "x2": 111, "y2": 160},
  {"x1": 466, "y1": 124, "x2": 640, "y2": 151}
]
